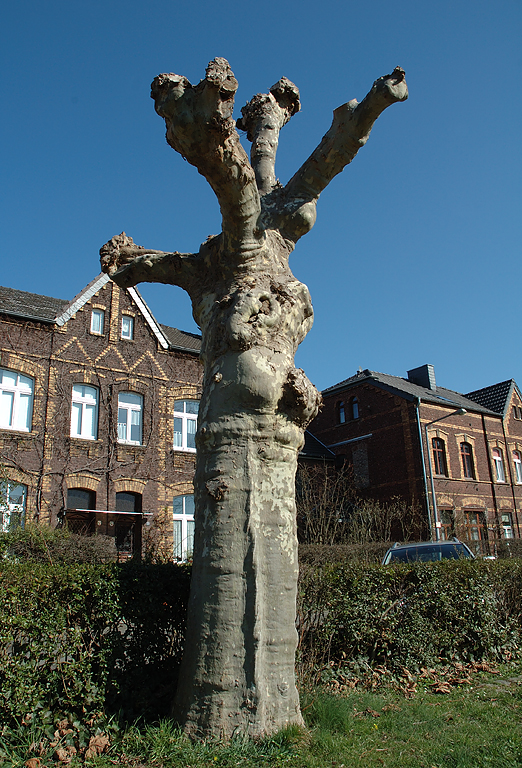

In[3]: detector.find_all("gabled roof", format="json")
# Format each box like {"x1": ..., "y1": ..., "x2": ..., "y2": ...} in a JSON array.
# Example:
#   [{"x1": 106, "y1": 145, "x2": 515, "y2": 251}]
[
  {"x1": 0, "y1": 277, "x2": 202, "y2": 354},
  {"x1": 465, "y1": 380, "x2": 521, "y2": 417},
  {"x1": 160, "y1": 324, "x2": 201, "y2": 354},
  {"x1": 0, "y1": 285, "x2": 68, "y2": 323},
  {"x1": 323, "y1": 369, "x2": 499, "y2": 417}
]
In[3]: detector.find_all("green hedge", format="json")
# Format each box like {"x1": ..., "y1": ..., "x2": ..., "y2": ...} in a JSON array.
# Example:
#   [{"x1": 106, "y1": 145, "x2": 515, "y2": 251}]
[
  {"x1": 1, "y1": 554, "x2": 521, "y2": 727},
  {"x1": 0, "y1": 560, "x2": 191, "y2": 727},
  {"x1": 298, "y1": 559, "x2": 522, "y2": 674}
]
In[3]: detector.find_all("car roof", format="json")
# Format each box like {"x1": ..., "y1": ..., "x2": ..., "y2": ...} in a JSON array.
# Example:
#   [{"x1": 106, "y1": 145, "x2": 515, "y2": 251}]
[{"x1": 389, "y1": 540, "x2": 463, "y2": 550}]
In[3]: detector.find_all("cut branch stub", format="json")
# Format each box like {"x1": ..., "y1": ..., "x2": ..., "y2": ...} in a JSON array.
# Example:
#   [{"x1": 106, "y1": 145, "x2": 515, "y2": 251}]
[
  {"x1": 151, "y1": 58, "x2": 260, "y2": 252},
  {"x1": 278, "y1": 66, "x2": 408, "y2": 243},
  {"x1": 237, "y1": 78, "x2": 300, "y2": 196},
  {"x1": 99, "y1": 232, "x2": 198, "y2": 293}
]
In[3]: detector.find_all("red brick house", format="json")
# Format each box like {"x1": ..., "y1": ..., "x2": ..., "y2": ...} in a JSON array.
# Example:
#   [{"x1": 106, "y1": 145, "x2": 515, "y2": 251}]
[
  {"x1": 310, "y1": 364, "x2": 522, "y2": 550},
  {"x1": 0, "y1": 274, "x2": 202, "y2": 558}
]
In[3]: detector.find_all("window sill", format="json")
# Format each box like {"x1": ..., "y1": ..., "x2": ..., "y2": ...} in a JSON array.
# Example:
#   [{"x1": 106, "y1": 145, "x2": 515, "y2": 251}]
[
  {"x1": 118, "y1": 441, "x2": 145, "y2": 448},
  {"x1": 0, "y1": 426, "x2": 31, "y2": 434},
  {"x1": 172, "y1": 447, "x2": 197, "y2": 454}
]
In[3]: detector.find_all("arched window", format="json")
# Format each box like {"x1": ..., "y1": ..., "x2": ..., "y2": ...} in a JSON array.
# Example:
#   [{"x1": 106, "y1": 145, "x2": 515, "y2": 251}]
[
  {"x1": 338, "y1": 401, "x2": 346, "y2": 424},
  {"x1": 460, "y1": 442, "x2": 475, "y2": 479},
  {"x1": 67, "y1": 488, "x2": 96, "y2": 510},
  {"x1": 0, "y1": 481, "x2": 27, "y2": 532},
  {"x1": 173, "y1": 494, "x2": 195, "y2": 561},
  {"x1": 71, "y1": 384, "x2": 99, "y2": 440},
  {"x1": 115, "y1": 492, "x2": 142, "y2": 513},
  {"x1": 432, "y1": 437, "x2": 448, "y2": 476},
  {"x1": 351, "y1": 397, "x2": 359, "y2": 420},
  {"x1": 492, "y1": 448, "x2": 506, "y2": 482},
  {"x1": 513, "y1": 451, "x2": 522, "y2": 484},
  {"x1": 0, "y1": 369, "x2": 33, "y2": 432},
  {"x1": 118, "y1": 392, "x2": 143, "y2": 444},
  {"x1": 173, "y1": 400, "x2": 199, "y2": 452}
]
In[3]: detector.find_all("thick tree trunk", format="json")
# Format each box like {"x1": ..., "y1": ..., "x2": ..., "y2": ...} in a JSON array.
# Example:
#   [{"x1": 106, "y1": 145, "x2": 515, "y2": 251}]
[{"x1": 100, "y1": 59, "x2": 407, "y2": 740}]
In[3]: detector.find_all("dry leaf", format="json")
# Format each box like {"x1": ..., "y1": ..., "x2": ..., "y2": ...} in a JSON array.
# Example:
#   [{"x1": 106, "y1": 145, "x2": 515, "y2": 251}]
[{"x1": 85, "y1": 733, "x2": 110, "y2": 758}]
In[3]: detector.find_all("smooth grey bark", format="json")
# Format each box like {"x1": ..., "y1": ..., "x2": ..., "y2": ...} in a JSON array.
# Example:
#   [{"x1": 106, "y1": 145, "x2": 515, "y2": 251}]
[{"x1": 100, "y1": 58, "x2": 407, "y2": 739}]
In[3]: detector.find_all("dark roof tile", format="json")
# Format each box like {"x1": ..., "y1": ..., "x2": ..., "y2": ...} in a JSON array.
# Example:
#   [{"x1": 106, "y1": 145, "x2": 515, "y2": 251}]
[
  {"x1": 323, "y1": 369, "x2": 499, "y2": 416},
  {"x1": 0, "y1": 286, "x2": 68, "y2": 322},
  {"x1": 159, "y1": 324, "x2": 201, "y2": 353}
]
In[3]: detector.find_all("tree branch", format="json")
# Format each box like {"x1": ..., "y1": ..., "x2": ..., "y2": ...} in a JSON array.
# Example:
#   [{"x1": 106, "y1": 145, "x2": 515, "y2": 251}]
[
  {"x1": 237, "y1": 78, "x2": 300, "y2": 196},
  {"x1": 99, "y1": 232, "x2": 199, "y2": 293},
  {"x1": 277, "y1": 67, "x2": 408, "y2": 243},
  {"x1": 151, "y1": 58, "x2": 261, "y2": 252}
]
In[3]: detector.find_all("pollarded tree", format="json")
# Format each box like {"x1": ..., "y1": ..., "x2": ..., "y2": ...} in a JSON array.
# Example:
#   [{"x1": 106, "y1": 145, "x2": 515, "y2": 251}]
[{"x1": 100, "y1": 58, "x2": 407, "y2": 739}]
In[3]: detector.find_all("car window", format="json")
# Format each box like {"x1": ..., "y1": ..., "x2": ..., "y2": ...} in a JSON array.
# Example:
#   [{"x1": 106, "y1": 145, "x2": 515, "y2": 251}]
[{"x1": 385, "y1": 543, "x2": 472, "y2": 564}]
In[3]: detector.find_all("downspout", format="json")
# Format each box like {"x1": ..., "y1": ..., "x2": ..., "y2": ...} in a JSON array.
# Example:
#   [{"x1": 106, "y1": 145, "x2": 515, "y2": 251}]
[
  {"x1": 481, "y1": 413, "x2": 501, "y2": 537},
  {"x1": 502, "y1": 418, "x2": 521, "y2": 538},
  {"x1": 415, "y1": 398, "x2": 432, "y2": 540}
]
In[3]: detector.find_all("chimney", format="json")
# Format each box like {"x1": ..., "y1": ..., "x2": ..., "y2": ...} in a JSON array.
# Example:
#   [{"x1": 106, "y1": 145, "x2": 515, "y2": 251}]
[{"x1": 407, "y1": 364, "x2": 436, "y2": 391}]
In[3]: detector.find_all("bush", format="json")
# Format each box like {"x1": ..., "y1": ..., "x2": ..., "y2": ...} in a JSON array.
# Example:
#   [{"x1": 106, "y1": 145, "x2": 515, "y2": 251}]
[
  {"x1": 0, "y1": 524, "x2": 116, "y2": 563},
  {"x1": 297, "y1": 559, "x2": 522, "y2": 677},
  {"x1": 0, "y1": 558, "x2": 191, "y2": 728}
]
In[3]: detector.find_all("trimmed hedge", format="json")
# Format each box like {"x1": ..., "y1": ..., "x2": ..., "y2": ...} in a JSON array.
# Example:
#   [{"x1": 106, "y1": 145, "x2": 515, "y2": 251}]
[
  {"x1": 0, "y1": 560, "x2": 191, "y2": 727},
  {"x1": 0, "y1": 551, "x2": 521, "y2": 727},
  {"x1": 298, "y1": 559, "x2": 522, "y2": 674}
]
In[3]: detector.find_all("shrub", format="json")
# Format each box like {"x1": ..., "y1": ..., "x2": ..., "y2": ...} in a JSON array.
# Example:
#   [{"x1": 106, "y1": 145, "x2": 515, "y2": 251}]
[{"x1": 297, "y1": 559, "x2": 522, "y2": 677}]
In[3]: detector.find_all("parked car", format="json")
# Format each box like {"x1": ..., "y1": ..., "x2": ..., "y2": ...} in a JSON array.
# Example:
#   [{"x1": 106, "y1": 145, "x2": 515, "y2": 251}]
[{"x1": 382, "y1": 538, "x2": 475, "y2": 564}]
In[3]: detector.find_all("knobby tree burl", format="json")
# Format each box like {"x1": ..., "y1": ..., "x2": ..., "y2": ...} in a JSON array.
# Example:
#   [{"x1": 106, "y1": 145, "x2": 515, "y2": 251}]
[{"x1": 100, "y1": 59, "x2": 407, "y2": 739}]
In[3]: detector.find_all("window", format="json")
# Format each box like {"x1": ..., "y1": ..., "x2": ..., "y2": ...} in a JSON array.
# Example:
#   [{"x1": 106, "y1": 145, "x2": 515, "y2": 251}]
[
  {"x1": 173, "y1": 494, "x2": 195, "y2": 561},
  {"x1": 0, "y1": 481, "x2": 27, "y2": 532},
  {"x1": 90, "y1": 309, "x2": 105, "y2": 334},
  {"x1": 514, "y1": 406, "x2": 522, "y2": 420},
  {"x1": 351, "y1": 397, "x2": 359, "y2": 420},
  {"x1": 439, "y1": 509, "x2": 455, "y2": 541},
  {"x1": 67, "y1": 488, "x2": 96, "y2": 510},
  {"x1": 460, "y1": 442, "x2": 475, "y2": 479},
  {"x1": 0, "y1": 369, "x2": 33, "y2": 432},
  {"x1": 492, "y1": 448, "x2": 506, "y2": 482},
  {"x1": 432, "y1": 437, "x2": 448, "y2": 476},
  {"x1": 115, "y1": 491, "x2": 142, "y2": 513},
  {"x1": 70, "y1": 384, "x2": 98, "y2": 440},
  {"x1": 121, "y1": 315, "x2": 134, "y2": 340},
  {"x1": 463, "y1": 511, "x2": 484, "y2": 541},
  {"x1": 338, "y1": 401, "x2": 346, "y2": 424},
  {"x1": 513, "y1": 451, "x2": 522, "y2": 484},
  {"x1": 501, "y1": 512, "x2": 514, "y2": 539},
  {"x1": 118, "y1": 392, "x2": 143, "y2": 444},
  {"x1": 173, "y1": 400, "x2": 199, "y2": 452}
]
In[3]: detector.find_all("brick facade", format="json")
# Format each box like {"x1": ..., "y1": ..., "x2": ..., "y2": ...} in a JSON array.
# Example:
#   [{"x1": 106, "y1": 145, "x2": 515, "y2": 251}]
[
  {"x1": 0, "y1": 275, "x2": 202, "y2": 556},
  {"x1": 310, "y1": 365, "x2": 522, "y2": 550}
]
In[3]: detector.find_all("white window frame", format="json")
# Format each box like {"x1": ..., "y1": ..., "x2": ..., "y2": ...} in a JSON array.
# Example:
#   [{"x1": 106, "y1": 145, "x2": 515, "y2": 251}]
[
  {"x1": 173, "y1": 400, "x2": 199, "y2": 453},
  {"x1": 90, "y1": 309, "x2": 105, "y2": 335},
  {"x1": 121, "y1": 315, "x2": 134, "y2": 340},
  {"x1": 118, "y1": 392, "x2": 143, "y2": 445},
  {"x1": 70, "y1": 384, "x2": 99, "y2": 440},
  {"x1": 492, "y1": 448, "x2": 506, "y2": 482},
  {"x1": 501, "y1": 513, "x2": 514, "y2": 540},
  {"x1": 173, "y1": 494, "x2": 195, "y2": 561},
  {"x1": 514, "y1": 451, "x2": 522, "y2": 484},
  {"x1": 0, "y1": 481, "x2": 27, "y2": 532},
  {"x1": 0, "y1": 369, "x2": 34, "y2": 432}
]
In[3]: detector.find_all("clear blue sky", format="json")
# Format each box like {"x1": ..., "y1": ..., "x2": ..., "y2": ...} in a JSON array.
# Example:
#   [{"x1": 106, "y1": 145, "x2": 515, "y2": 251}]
[{"x1": 1, "y1": 0, "x2": 520, "y2": 395}]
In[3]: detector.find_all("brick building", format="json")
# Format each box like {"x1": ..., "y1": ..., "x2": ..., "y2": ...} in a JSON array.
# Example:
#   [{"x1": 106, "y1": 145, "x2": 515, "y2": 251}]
[
  {"x1": 0, "y1": 274, "x2": 202, "y2": 558},
  {"x1": 310, "y1": 364, "x2": 522, "y2": 550}
]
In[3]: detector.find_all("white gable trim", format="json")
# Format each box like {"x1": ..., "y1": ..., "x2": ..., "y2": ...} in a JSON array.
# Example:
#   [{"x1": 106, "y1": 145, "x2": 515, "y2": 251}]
[
  {"x1": 127, "y1": 287, "x2": 169, "y2": 350},
  {"x1": 55, "y1": 274, "x2": 111, "y2": 326}
]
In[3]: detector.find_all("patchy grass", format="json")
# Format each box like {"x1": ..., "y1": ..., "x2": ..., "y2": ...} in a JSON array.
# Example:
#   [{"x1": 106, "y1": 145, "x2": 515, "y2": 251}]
[{"x1": 1, "y1": 663, "x2": 521, "y2": 767}]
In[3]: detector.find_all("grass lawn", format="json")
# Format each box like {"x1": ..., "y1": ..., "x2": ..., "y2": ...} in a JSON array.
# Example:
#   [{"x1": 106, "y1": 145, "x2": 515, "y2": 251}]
[{"x1": 2, "y1": 664, "x2": 522, "y2": 767}]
